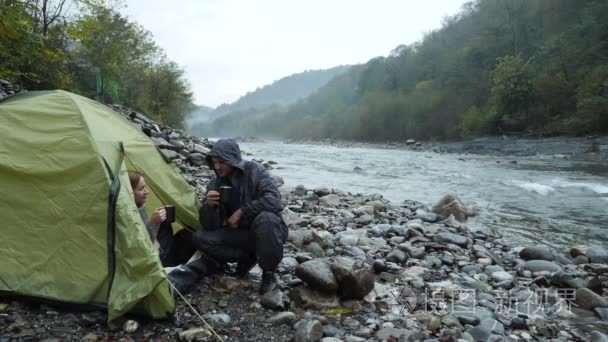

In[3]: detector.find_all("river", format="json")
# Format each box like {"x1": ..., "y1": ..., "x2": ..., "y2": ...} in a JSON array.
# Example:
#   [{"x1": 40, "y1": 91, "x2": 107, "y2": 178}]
[{"x1": 238, "y1": 140, "x2": 608, "y2": 250}]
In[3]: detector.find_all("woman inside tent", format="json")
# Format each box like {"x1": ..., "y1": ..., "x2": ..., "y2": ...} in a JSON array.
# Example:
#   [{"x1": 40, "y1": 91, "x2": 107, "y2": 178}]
[
  {"x1": 128, "y1": 171, "x2": 220, "y2": 293},
  {"x1": 128, "y1": 170, "x2": 193, "y2": 265}
]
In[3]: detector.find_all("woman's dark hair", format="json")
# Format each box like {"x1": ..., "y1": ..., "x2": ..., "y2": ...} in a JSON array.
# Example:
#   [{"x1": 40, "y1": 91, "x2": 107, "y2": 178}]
[{"x1": 128, "y1": 171, "x2": 144, "y2": 189}]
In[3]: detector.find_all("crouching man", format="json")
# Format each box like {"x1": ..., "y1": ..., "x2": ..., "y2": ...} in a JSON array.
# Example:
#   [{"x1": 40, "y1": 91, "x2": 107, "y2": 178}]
[{"x1": 192, "y1": 138, "x2": 288, "y2": 294}]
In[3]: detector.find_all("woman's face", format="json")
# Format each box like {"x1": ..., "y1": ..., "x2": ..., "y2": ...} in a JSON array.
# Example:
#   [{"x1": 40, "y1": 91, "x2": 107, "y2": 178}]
[{"x1": 134, "y1": 176, "x2": 149, "y2": 207}]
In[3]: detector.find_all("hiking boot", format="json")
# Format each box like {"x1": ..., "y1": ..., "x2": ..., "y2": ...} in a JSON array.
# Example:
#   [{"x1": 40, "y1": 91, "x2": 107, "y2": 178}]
[
  {"x1": 235, "y1": 258, "x2": 257, "y2": 278},
  {"x1": 259, "y1": 271, "x2": 279, "y2": 294}
]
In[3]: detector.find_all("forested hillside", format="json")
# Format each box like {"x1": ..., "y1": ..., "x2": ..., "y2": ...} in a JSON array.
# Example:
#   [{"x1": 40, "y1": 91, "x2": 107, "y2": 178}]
[
  {"x1": 202, "y1": 0, "x2": 608, "y2": 140},
  {"x1": 189, "y1": 66, "x2": 349, "y2": 136},
  {"x1": 0, "y1": 1, "x2": 193, "y2": 128}
]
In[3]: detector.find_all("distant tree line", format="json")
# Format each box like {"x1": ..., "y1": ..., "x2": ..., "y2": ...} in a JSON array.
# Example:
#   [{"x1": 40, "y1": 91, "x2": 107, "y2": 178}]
[
  {"x1": 0, "y1": 0, "x2": 193, "y2": 128},
  {"x1": 202, "y1": 0, "x2": 608, "y2": 140}
]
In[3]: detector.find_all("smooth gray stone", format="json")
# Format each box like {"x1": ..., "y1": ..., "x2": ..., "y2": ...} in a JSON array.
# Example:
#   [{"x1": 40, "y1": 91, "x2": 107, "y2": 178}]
[
  {"x1": 268, "y1": 311, "x2": 297, "y2": 326},
  {"x1": 575, "y1": 288, "x2": 608, "y2": 310},
  {"x1": 519, "y1": 246, "x2": 555, "y2": 261},
  {"x1": 521, "y1": 260, "x2": 562, "y2": 273},
  {"x1": 295, "y1": 319, "x2": 323, "y2": 342},
  {"x1": 591, "y1": 331, "x2": 608, "y2": 342},
  {"x1": 595, "y1": 307, "x2": 608, "y2": 320},
  {"x1": 261, "y1": 290, "x2": 287, "y2": 310},
  {"x1": 588, "y1": 245, "x2": 608, "y2": 264},
  {"x1": 295, "y1": 259, "x2": 338, "y2": 292},
  {"x1": 386, "y1": 249, "x2": 407, "y2": 264},
  {"x1": 457, "y1": 315, "x2": 480, "y2": 326},
  {"x1": 375, "y1": 328, "x2": 413, "y2": 340},
  {"x1": 434, "y1": 232, "x2": 468, "y2": 247}
]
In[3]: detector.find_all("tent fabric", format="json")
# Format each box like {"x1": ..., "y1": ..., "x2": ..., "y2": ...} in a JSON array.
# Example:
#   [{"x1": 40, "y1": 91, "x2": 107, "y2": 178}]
[{"x1": 0, "y1": 90, "x2": 201, "y2": 322}]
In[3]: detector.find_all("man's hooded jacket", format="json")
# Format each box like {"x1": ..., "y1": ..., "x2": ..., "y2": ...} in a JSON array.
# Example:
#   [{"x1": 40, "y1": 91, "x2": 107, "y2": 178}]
[{"x1": 200, "y1": 138, "x2": 284, "y2": 229}]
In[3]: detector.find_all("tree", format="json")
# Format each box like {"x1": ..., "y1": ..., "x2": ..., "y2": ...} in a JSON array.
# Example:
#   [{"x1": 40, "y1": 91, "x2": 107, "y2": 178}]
[{"x1": 489, "y1": 55, "x2": 534, "y2": 131}]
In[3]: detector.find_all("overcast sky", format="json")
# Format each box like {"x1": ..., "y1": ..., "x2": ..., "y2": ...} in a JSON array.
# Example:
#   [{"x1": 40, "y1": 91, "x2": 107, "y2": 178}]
[{"x1": 122, "y1": 0, "x2": 468, "y2": 108}]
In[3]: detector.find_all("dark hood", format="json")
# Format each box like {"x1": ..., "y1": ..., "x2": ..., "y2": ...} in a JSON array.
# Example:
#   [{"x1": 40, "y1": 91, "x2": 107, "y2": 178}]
[{"x1": 206, "y1": 138, "x2": 246, "y2": 173}]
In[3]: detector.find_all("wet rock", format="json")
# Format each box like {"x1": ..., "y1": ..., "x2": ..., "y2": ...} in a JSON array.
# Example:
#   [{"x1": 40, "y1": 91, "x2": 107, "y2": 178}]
[
  {"x1": 510, "y1": 316, "x2": 528, "y2": 330},
  {"x1": 289, "y1": 229, "x2": 314, "y2": 246},
  {"x1": 400, "y1": 244, "x2": 426, "y2": 259},
  {"x1": 179, "y1": 327, "x2": 212, "y2": 341},
  {"x1": 319, "y1": 194, "x2": 340, "y2": 207},
  {"x1": 159, "y1": 148, "x2": 180, "y2": 160},
  {"x1": 375, "y1": 327, "x2": 413, "y2": 340},
  {"x1": 386, "y1": 250, "x2": 407, "y2": 264},
  {"x1": 414, "y1": 211, "x2": 441, "y2": 223},
  {"x1": 204, "y1": 313, "x2": 231, "y2": 326},
  {"x1": 272, "y1": 174, "x2": 285, "y2": 187},
  {"x1": 591, "y1": 331, "x2": 608, "y2": 342},
  {"x1": 570, "y1": 245, "x2": 589, "y2": 257},
  {"x1": 587, "y1": 245, "x2": 608, "y2": 264},
  {"x1": 353, "y1": 205, "x2": 375, "y2": 217},
  {"x1": 193, "y1": 143, "x2": 210, "y2": 154},
  {"x1": 432, "y1": 194, "x2": 470, "y2": 222},
  {"x1": 575, "y1": 255, "x2": 590, "y2": 264},
  {"x1": 427, "y1": 317, "x2": 441, "y2": 332},
  {"x1": 595, "y1": 307, "x2": 608, "y2": 320},
  {"x1": 268, "y1": 311, "x2": 297, "y2": 326},
  {"x1": 295, "y1": 319, "x2": 323, "y2": 342},
  {"x1": 314, "y1": 187, "x2": 331, "y2": 196},
  {"x1": 462, "y1": 264, "x2": 482, "y2": 274},
  {"x1": 575, "y1": 288, "x2": 608, "y2": 310},
  {"x1": 187, "y1": 152, "x2": 206, "y2": 166},
  {"x1": 519, "y1": 246, "x2": 555, "y2": 261},
  {"x1": 289, "y1": 286, "x2": 340, "y2": 308},
  {"x1": 322, "y1": 325, "x2": 343, "y2": 337},
  {"x1": 321, "y1": 338, "x2": 342, "y2": 342},
  {"x1": 261, "y1": 290, "x2": 288, "y2": 310},
  {"x1": 366, "y1": 200, "x2": 386, "y2": 212},
  {"x1": 122, "y1": 320, "x2": 138, "y2": 333},
  {"x1": 473, "y1": 245, "x2": 501, "y2": 265},
  {"x1": 305, "y1": 243, "x2": 325, "y2": 257},
  {"x1": 520, "y1": 260, "x2": 562, "y2": 273},
  {"x1": 434, "y1": 232, "x2": 468, "y2": 247},
  {"x1": 331, "y1": 257, "x2": 374, "y2": 299},
  {"x1": 311, "y1": 217, "x2": 330, "y2": 229},
  {"x1": 457, "y1": 315, "x2": 480, "y2": 326},
  {"x1": 294, "y1": 185, "x2": 307, "y2": 196},
  {"x1": 491, "y1": 271, "x2": 514, "y2": 282},
  {"x1": 466, "y1": 318, "x2": 504, "y2": 340},
  {"x1": 296, "y1": 259, "x2": 338, "y2": 292},
  {"x1": 82, "y1": 333, "x2": 98, "y2": 342},
  {"x1": 280, "y1": 256, "x2": 300, "y2": 270},
  {"x1": 372, "y1": 260, "x2": 387, "y2": 273}
]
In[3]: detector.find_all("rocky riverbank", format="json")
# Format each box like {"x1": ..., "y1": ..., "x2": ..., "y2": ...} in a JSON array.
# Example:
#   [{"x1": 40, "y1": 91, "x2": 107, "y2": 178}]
[{"x1": 2, "y1": 90, "x2": 608, "y2": 341}]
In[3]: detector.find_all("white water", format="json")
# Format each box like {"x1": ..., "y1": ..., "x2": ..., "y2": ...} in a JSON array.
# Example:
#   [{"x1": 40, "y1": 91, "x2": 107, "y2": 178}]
[{"x1": 239, "y1": 141, "x2": 608, "y2": 250}]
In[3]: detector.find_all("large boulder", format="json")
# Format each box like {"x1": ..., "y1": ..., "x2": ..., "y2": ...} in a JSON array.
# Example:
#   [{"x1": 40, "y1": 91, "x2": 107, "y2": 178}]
[
  {"x1": 432, "y1": 194, "x2": 472, "y2": 222},
  {"x1": 295, "y1": 259, "x2": 338, "y2": 292},
  {"x1": 330, "y1": 257, "x2": 374, "y2": 299}
]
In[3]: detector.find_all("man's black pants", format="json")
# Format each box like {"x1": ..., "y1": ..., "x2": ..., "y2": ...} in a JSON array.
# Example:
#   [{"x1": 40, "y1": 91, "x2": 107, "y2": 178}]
[
  {"x1": 192, "y1": 211, "x2": 288, "y2": 271},
  {"x1": 157, "y1": 222, "x2": 197, "y2": 267}
]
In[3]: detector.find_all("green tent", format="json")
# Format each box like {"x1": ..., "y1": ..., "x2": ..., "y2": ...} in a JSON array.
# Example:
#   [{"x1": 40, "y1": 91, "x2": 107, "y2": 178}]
[{"x1": 0, "y1": 90, "x2": 201, "y2": 323}]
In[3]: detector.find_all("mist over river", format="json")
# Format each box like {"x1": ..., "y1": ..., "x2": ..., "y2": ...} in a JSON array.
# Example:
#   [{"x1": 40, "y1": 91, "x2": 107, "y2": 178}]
[{"x1": 239, "y1": 140, "x2": 608, "y2": 250}]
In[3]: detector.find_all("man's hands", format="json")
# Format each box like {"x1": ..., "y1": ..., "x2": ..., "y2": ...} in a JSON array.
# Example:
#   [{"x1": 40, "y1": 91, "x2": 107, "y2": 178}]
[
  {"x1": 206, "y1": 190, "x2": 242, "y2": 228},
  {"x1": 227, "y1": 208, "x2": 243, "y2": 228},
  {"x1": 206, "y1": 190, "x2": 220, "y2": 207},
  {"x1": 150, "y1": 207, "x2": 166, "y2": 224}
]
